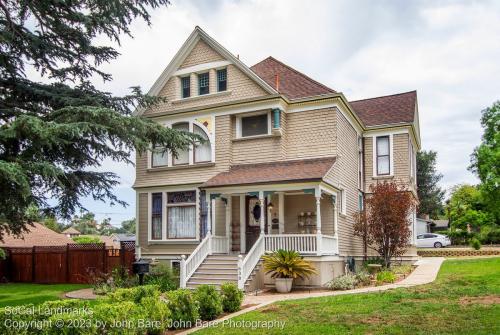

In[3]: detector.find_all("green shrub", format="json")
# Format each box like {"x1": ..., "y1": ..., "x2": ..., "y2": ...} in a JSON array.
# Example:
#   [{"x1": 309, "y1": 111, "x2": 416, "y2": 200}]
[
  {"x1": 220, "y1": 282, "x2": 244, "y2": 313},
  {"x1": 355, "y1": 270, "x2": 371, "y2": 286},
  {"x1": 111, "y1": 266, "x2": 137, "y2": 288},
  {"x1": 0, "y1": 248, "x2": 6, "y2": 260},
  {"x1": 470, "y1": 238, "x2": 482, "y2": 250},
  {"x1": 376, "y1": 270, "x2": 396, "y2": 284},
  {"x1": 166, "y1": 289, "x2": 199, "y2": 329},
  {"x1": 362, "y1": 257, "x2": 384, "y2": 268},
  {"x1": 144, "y1": 263, "x2": 178, "y2": 292},
  {"x1": 139, "y1": 296, "x2": 171, "y2": 334},
  {"x1": 45, "y1": 311, "x2": 96, "y2": 335},
  {"x1": 194, "y1": 285, "x2": 223, "y2": 320},
  {"x1": 103, "y1": 284, "x2": 160, "y2": 304},
  {"x1": 478, "y1": 226, "x2": 500, "y2": 244},
  {"x1": 90, "y1": 301, "x2": 143, "y2": 335},
  {"x1": 0, "y1": 304, "x2": 44, "y2": 335},
  {"x1": 326, "y1": 273, "x2": 357, "y2": 290},
  {"x1": 72, "y1": 235, "x2": 101, "y2": 244}
]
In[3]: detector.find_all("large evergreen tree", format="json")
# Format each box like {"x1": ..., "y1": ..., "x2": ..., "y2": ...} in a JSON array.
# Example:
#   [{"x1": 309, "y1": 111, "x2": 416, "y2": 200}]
[
  {"x1": 417, "y1": 150, "x2": 445, "y2": 219},
  {"x1": 0, "y1": 0, "x2": 196, "y2": 238}
]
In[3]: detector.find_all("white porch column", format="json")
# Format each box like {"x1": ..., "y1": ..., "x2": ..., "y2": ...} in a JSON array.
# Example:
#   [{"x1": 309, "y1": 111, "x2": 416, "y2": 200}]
[
  {"x1": 259, "y1": 191, "x2": 265, "y2": 235},
  {"x1": 316, "y1": 188, "x2": 322, "y2": 256},
  {"x1": 333, "y1": 195, "x2": 338, "y2": 238},
  {"x1": 225, "y1": 196, "x2": 232, "y2": 253},
  {"x1": 206, "y1": 193, "x2": 212, "y2": 235},
  {"x1": 278, "y1": 192, "x2": 285, "y2": 234},
  {"x1": 239, "y1": 195, "x2": 246, "y2": 253}
]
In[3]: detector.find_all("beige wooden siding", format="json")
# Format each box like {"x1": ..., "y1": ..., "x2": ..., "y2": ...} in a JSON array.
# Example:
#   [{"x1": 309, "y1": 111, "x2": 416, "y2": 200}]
[
  {"x1": 137, "y1": 191, "x2": 198, "y2": 256},
  {"x1": 329, "y1": 110, "x2": 364, "y2": 256},
  {"x1": 179, "y1": 40, "x2": 224, "y2": 68},
  {"x1": 285, "y1": 108, "x2": 337, "y2": 159},
  {"x1": 134, "y1": 115, "x2": 232, "y2": 188},
  {"x1": 364, "y1": 133, "x2": 415, "y2": 194},
  {"x1": 144, "y1": 64, "x2": 269, "y2": 117},
  {"x1": 232, "y1": 136, "x2": 283, "y2": 164},
  {"x1": 282, "y1": 194, "x2": 334, "y2": 235},
  {"x1": 213, "y1": 198, "x2": 226, "y2": 236}
]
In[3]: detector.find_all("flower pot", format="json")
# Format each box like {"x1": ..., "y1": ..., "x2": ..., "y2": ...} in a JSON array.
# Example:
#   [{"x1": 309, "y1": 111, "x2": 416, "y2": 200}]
[{"x1": 275, "y1": 278, "x2": 293, "y2": 293}]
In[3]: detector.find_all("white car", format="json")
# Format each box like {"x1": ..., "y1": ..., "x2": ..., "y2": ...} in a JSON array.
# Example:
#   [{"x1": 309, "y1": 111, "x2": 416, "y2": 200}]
[{"x1": 416, "y1": 233, "x2": 451, "y2": 248}]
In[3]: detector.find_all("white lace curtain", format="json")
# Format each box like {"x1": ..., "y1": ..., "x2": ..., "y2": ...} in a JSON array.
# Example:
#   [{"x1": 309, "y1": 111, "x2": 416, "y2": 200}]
[{"x1": 167, "y1": 206, "x2": 196, "y2": 238}]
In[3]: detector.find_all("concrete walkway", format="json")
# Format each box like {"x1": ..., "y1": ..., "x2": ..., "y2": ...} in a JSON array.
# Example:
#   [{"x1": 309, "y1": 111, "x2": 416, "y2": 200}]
[
  {"x1": 65, "y1": 288, "x2": 98, "y2": 300},
  {"x1": 180, "y1": 257, "x2": 445, "y2": 334}
]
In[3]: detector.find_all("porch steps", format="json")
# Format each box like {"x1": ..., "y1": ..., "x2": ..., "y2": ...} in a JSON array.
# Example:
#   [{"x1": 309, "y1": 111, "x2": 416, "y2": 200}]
[
  {"x1": 186, "y1": 255, "x2": 239, "y2": 290},
  {"x1": 185, "y1": 254, "x2": 263, "y2": 292}
]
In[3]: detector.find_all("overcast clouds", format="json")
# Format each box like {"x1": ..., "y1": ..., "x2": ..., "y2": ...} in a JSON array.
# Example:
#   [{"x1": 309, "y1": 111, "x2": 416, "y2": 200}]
[{"x1": 77, "y1": 0, "x2": 500, "y2": 225}]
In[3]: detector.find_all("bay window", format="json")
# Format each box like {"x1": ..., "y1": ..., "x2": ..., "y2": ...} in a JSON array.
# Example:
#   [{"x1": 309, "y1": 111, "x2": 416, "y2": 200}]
[{"x1": 376, "y1": 136, "x2": 390, "y2": 175}]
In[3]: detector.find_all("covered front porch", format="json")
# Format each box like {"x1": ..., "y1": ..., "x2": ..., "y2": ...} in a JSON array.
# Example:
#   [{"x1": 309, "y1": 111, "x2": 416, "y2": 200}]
[{"x1": 206, "y1": 184, "x2": 340, "y2": 257}]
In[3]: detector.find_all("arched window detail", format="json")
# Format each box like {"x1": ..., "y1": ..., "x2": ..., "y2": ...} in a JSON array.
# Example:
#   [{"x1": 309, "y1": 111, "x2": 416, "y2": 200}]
[
  {"x1": 172, "y1": 122, "x2": 189, "y2": 165},
  {"x1": 193, "y1": 124, "x2": 211, "y2": 163}
]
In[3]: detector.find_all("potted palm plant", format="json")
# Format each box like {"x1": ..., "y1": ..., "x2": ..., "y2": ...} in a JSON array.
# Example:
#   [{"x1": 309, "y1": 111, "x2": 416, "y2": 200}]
[{"x1": 262, "y1": 249, "x2": 317, "y2": 293}]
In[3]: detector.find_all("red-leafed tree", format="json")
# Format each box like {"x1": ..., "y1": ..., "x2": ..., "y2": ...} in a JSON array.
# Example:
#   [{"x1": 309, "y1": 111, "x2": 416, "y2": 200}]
[{"x1": 354, "y1": 181, "x2": 416, "y2": 267}]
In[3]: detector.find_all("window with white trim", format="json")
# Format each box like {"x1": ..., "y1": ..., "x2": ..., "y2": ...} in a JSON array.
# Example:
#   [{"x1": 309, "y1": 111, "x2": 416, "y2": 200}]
[
  {"x1": 181, "y1": 76, "x2": 190, "y2": 98},
  {"x1": 194, "y1": 124, "x2": 211, "y2": 163},
  {"x1": 358, "y1": 192, "x2": 364, "y2": 211},
  {"x1": 151, "y1": 145, "x2": 168, "y2": 167},
  {"x1": 376, "y1": 136, "x2": 390, "y2": 175},
  {"x1": 217, "y1": 68, "x2": 227, "y2": 92},
  {"x1": 358, "y1": 136, "x2": 364, "y2": 189},
  {"x1": 338, "y1": 189, "x2": 347, "y2": 215},
  {"x1": 151, "y1": 193, "x2": 163, "y2": 240},
  {"x1": 198, "y1": 72, "x2": 209, "y2": 95},
  {"x1": 172, "y1": 123, "x2": 189, "y2": 165},
  {"x1": 167, "y1": 191, "x2": 196, "y2": 239},
  {"x1": 239, "y1": 113, "x2": 270, "y2": 137}
]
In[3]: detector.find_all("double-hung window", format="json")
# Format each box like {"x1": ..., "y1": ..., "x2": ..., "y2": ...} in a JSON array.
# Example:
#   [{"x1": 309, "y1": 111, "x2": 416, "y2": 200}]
[
  {"x1": 167, "y1": 191, "x2": 196, "y2": 239},
  {"x1": 376, "y1": 136, "x2": 390, "y2": 175},
  {"x1": 151, "y1": 144, "x2": 168, "y2": 167},
  {"x1": 217, "y1": 68, "x2": 227, "y2": 92},
  {"x1": 194, "y1": 124, "x2": 211, "y2": 163},
  {"x1": 151, "y1": 193, "x2": 163, "y2": 240},
  {"x1": 198, "y1": 73, "x2": 209, "y2": 95},
  {"x1": 181, "y1": 76, "x2": 190, "y2": 98}
]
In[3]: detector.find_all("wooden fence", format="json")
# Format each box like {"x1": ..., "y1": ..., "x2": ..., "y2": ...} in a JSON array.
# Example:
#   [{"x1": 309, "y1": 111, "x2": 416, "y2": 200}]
[{"x1": 0, "y1": 242, "x2": 135, "y2": 284}]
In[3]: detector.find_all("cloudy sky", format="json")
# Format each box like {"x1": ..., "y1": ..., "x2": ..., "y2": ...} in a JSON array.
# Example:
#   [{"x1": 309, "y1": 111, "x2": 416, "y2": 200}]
[{"x1": 78, "y1": 0, "x2": 500, "y2": 226}]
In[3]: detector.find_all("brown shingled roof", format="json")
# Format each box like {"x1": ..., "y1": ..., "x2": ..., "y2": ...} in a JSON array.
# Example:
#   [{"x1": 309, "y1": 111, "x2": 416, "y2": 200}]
[
  {"x1": 251, "y1": 56, "x2": 335, "y2": 100},
  {"x1": 62, "y1": 227, "x2": 80, "y2": 234},
  {"x1": 0, "y1": 223, "x2": 74, "y2": 248},
  {"x1": 349, "y1": 91, "x2": 417, "y2": 127},
  {"x1": 201, "y1": 157, "x2": 336, "y2": 188}
]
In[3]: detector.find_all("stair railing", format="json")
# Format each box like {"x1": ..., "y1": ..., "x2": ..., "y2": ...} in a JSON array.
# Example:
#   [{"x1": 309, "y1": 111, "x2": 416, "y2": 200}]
[
  {"x1": 180, "y1": 233, "x2": 211, "y2": 288},
  {"x1": 238, "y1": 234, "x2": 265, "y2": 289}
]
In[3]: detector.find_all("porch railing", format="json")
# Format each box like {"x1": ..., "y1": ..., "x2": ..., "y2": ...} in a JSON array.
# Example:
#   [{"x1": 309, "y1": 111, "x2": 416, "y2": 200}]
[
  {"x1": 212, "y1": 235, "x2": 229, "y2": 254},
  {"x1": 238, "y1": 234, "x2": 265, "y2": 289},
  {"x1": 264, "y1": 234, "x2": 318, "y2": 254}
]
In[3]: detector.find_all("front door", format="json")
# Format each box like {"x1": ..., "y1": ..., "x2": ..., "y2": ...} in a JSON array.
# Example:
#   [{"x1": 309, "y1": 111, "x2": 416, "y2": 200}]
[{"x1": 245, "y1": 196, "x2": 266, "y2": 253}]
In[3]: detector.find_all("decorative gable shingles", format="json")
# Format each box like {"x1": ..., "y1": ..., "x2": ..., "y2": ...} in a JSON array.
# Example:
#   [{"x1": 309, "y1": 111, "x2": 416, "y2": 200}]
[{"x1": 180, "y1": 39, "x2": 225, "y2": 68}]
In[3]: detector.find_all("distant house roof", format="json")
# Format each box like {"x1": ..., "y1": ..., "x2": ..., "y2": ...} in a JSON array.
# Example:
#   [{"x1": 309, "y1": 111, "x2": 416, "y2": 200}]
[
  {"x1": 62, "y1": 227, "x2": 80, "y2": 235},
  {"x1": 0, "y1": 223, "x2": 73, "y2": 248},
  {"x1": 251, "y1": 56, "x2": 335, "y2": 100},
  {"x1": 114, "y1": 234, "x2": 136, "y2": 242},
  {"x1": 349, "y1": 91, "x2": 417, "y2": 127},
  {"x1": 432, "y1": 220, "x2": 449, "y2": 228},
  {"x1": 201, "y1": 157, "x2": 336, "y2": 188}
]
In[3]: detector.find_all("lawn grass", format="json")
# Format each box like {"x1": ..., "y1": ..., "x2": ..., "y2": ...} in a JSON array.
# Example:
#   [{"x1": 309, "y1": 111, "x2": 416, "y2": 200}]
[
  {"x1": 0, "y1": 283, "x2": 90, "y2": 307},
  {"x1": 196, "y1": 257, "x2": 500, "y2": 334}
]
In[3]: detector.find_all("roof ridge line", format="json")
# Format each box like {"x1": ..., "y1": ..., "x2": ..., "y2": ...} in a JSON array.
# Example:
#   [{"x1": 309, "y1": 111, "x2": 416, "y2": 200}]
[
  {"x1": 251, "y1": 56, "x2": 336, "y2": 94},
  {"x1": 349, "y1": 90, "x2": 417, "y2": 103}
]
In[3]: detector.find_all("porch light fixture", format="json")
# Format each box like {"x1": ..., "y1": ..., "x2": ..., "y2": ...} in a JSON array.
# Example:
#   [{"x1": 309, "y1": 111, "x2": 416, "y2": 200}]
[{"x1": 267, "y1": 202, "x2": 274, "y2": 211}]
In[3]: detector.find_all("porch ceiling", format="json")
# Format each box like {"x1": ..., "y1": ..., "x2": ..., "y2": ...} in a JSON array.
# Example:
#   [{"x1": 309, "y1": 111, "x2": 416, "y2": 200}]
[{"x1": 201, "y1": 157, "x2": 336, "y2": 188}]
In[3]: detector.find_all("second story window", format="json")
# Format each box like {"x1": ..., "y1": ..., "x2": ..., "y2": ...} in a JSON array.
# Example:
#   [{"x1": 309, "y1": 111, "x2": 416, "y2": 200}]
[
  {"x1": 181, "y1": 76, "x2": 190, "y2": 98},
  {"x1": 376, "y1": 136, "x2": 390, "y2": 175},
  {"x1": 240, "y1": 113, "x2": 269, "y2": 137},
  {"x1": 217, "y1": 68, "x2": 227, "y2": 92},
  {"x1": 198, "y1": 72, "x2": 209, "y2": 95},
  {"x1": 194, "y1": 124, "x2": 211, "y2": 163},
  {"x1": 172, "y1": 123, "x2": 190, "y2": 165}
]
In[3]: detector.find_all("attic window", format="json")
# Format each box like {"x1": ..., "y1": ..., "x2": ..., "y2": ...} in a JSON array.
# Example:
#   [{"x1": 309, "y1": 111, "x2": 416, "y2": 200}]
[
  {"x1": 217, "y1": 69, "x2": 227, "y2": 92},
  {"x1": 181, "y1": 76, "x2": 190, "y2": 98},
  {"x1": 198, "y1": 73, "x2": 209, "y2": 95}
]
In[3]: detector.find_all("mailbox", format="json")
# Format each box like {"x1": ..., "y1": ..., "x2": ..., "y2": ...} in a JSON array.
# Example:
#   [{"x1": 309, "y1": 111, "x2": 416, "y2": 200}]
[{"x1": 132, "y1": 259, "x2": 150, "y2": 285}]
